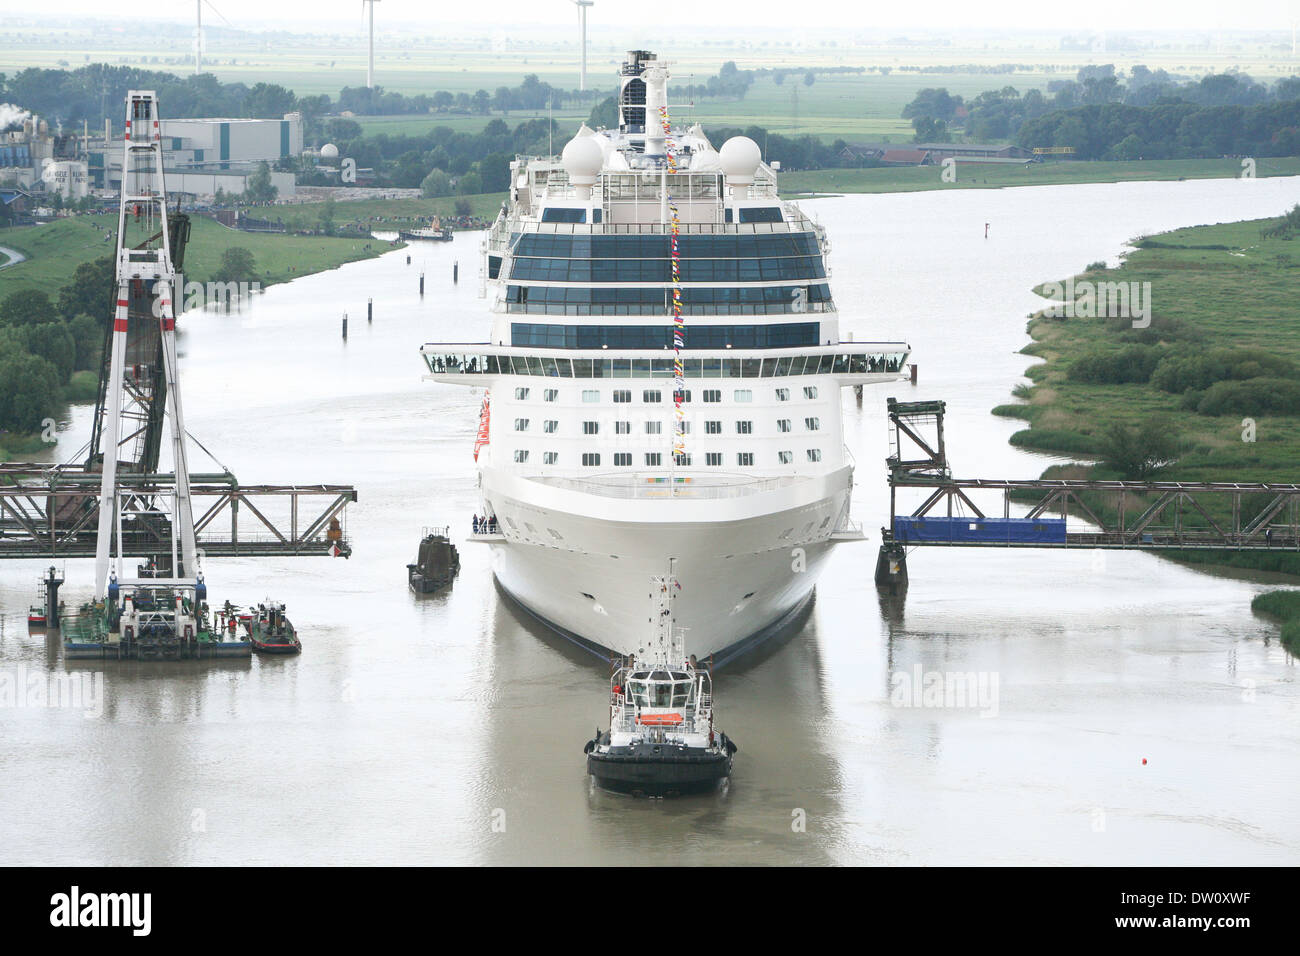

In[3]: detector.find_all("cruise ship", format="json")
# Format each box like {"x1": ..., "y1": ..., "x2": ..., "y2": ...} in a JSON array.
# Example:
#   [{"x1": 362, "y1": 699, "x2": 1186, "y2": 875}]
[{"x1": 421, "y1": 50, "x2": 910, "y2": 663}]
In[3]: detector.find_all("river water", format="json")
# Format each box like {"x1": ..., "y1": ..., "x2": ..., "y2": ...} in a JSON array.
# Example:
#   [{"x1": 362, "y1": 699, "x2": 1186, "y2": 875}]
[{"x1": 1, "y1": 177, "x2": 1298, "y2": 865}]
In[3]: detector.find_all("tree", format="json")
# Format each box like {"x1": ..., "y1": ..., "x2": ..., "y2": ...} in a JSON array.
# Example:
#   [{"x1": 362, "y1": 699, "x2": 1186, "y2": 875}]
[
  {"x1": 1100, "y1": 417, "x2": 1180, "y2": 479},
  {"x1": 0, "y1": 289, "x2": 57, "y2": 328},
  {"x1": 454, "y1": 198, "x2": 472, "y2": 217},
  {"x1": 56, "y1": 256, "x2": 114, "y2": 321},
  {"x1": 456, "y1": 171, "x2": 482, "y2": 195},
  {"x1": 421, "y1": 168, "x2": 451, "y2": 197},
  {"x1": 21, "y1": 322, "x2": 76, "y2": 383},
  {"x1": 317, "y1": 197, "x2": 335, "y2": 236},
  {"x1": 587, "y1": 95, "x2": 618, "y2": 129},
  {"x1": 67, "y1": 313, "x2": 102, "y2": 370},
  {"x1": 244, "y1": 161, "x2": 278, "y2": 203},
  {"x1": 803, "y1": 71, "x2": 815, "y2": 87},
  {"x1": 0, "y1": 352, "x2": 60, "y2": 433},
  {"x1": 212, "y1": 247, "x2": 257, "y2": 284}
]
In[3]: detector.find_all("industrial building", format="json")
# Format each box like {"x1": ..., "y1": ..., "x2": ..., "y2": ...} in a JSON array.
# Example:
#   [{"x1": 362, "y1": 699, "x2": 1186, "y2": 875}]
[{"x1": 87, "y1": 113, "x2": 303, "y2": 197}]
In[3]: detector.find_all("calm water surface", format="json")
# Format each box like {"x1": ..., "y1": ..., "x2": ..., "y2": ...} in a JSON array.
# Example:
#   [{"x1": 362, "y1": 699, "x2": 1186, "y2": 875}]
[{"x1": 1, "y1": 177, "x2": 1298, "y2": 865}]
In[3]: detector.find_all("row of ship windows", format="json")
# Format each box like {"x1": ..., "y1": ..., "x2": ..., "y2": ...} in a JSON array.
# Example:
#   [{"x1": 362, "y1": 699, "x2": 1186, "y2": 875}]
[
  {"x1": 513, "y1": 418, "x2": 822, "y2": 433},
  {"x1": 514, "y1": 386, "x2": 820, "y2": 402},
  {"x1": 508, "y1": 257, "x2": 827, "y2": 283},
  {"x1": 509, "y1": 320, "x2": 824, "y2": 350},
  {"x1": 513, "y1": 450, "x2": 825, "y2": 465},
  {"x1": 504, "y1": 285, "x2": 832, "y2": 307},
  {"x1": 503, "y1": 302, "x2": 835, "y2": 317},
  {"x1": 511, "y1": 233, "x2": 821, "y2": 260},
  {"x1": 423, "y1": 352, "x2": 906, "y2": 377}
]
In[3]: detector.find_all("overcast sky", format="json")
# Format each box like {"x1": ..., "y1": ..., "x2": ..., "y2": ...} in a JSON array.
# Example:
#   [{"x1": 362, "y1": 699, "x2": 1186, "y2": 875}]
[{"x1": 13, "y1": 0, "x2": 1300, "y2": 33}]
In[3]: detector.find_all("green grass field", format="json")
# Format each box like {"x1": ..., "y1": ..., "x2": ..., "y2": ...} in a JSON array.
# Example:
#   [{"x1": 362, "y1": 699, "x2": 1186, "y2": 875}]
[
  {"x1": 0, "y1": 214, "x2": 392, "y2": 301},
  {"x1": 995, "y1": 213, "x2": 1300, "y2": 581}
]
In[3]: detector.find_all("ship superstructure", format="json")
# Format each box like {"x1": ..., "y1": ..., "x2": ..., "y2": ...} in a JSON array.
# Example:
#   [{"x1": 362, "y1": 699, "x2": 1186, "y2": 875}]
[{"x1": 422, "y1": 50, "x2": 911, "y2": 661}]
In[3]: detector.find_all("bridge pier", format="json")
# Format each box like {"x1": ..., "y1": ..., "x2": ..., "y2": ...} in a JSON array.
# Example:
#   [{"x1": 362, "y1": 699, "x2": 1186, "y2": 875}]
[{"x1": 874, "y1": 541, "x2": 908, "y2": 592}]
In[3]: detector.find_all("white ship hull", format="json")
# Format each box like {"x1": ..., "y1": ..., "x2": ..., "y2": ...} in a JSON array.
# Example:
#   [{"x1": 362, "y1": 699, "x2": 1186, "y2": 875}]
[{"x1": 478, "y1": 464, "x2": 857, "y2": 660}]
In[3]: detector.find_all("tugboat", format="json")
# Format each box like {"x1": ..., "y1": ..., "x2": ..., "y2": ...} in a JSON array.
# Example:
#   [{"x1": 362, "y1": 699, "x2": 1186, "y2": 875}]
[
  {"x1": 398, "y1": 215, "x2": 453, "y2": 242},
  {"x1": 407, "y1": 526, "x2": 460, "y2": 594},
  {"x1": 584, "y1": 561, "x2": 737, "y2": 797},
  {"x1": 249, "y1": 600, "x2": 301, "y2": 654}
]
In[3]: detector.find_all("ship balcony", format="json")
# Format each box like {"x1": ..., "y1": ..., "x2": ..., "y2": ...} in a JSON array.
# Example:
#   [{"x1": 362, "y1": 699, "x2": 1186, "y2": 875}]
[
  {"x1": 525, "y1": 471, "x2": 809, "y2": 501},
  {"x1": 419, "y1": 344, "x2": 912, "y2": 386}
]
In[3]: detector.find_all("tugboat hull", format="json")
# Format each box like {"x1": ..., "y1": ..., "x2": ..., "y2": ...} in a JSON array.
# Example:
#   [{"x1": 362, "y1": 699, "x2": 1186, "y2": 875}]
[{"x1": 586, "y1": 740, "x2": 735, "y2": 797}]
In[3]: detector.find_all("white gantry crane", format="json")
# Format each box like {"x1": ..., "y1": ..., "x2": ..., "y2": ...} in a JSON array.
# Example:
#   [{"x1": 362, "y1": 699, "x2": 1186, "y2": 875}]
[{"x1": 94, "y1": 90, "x2": 201, "y2": 604}]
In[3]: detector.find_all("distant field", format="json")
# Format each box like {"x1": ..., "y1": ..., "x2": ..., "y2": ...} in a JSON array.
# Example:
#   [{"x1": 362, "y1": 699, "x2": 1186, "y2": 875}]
[{"x1": 781, "y1": 157, "x2": 1300, "y2": 194}]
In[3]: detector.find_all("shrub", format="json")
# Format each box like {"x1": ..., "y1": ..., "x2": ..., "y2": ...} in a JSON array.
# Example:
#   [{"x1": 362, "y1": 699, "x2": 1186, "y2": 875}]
[
  {"x1": 1066, "y1": 344, "x2": 1162, "y2": 384},
  {"x1": 1098, "y1": 416, "x2": 1180, "y2": 478},
  {"x1": 1195, "y1": 377, "x2": 1300, "y2": 416}
]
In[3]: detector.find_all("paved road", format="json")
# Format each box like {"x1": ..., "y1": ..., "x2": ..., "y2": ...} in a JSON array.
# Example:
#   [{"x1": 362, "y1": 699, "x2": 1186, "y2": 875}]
[{"x1": 0, "y1": 245, "x2": 27, "y2": 270}]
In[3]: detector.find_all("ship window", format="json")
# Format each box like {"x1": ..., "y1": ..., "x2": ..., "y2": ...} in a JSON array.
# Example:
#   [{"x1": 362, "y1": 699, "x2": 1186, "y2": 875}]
[
  {"x1": 777, "y1": 418, "x2": 792, "y2": 432},
  {"x1": 643, "y1": 389, "x2": 662, "y2": 403},
  {"x1": 582, "y1": 453, "x2": 601, "y2": 466},
  {"x1": 583, "y1": 421, "x2": 599, "y2": 434},
  {"x1": 513, "y1": 450, "x2": 529, "y2": 463},
  {"x1": 615, "y1": 421, "x2": 631, "y2": 434},
  {"x1": 680, "y1": 421, "x2": 691, "y2": 434},
  {"x1": 613, "y1": 389, "x2": 632, "y2": 403},
  {"x1": 549, "y1": 528, "x2": 563, "y2": 540},
  {"x1": 582, "y1": 389, "x2": 600, "y2": 402},
  {"x1": 543, "y1": 451, "x2": 558, "y2": 464},
  {"x1": 514, "y1": 418, "x2": 529, "y2": 431},
  {"x1": 674, "y1": 390, "x2": 691, "y2": 404},
  {"x1": 738, "y1": 206, "x2": 783, "y2": 223},
  {"x1": 734, "y1": 389, "x2": 752, "y2": 402},
  {"x1": 778, "y1": 450, "x2": 793, "y2": 464},
  {"x1": 544, "y1": 388, "x2": 559, "y2": 402},
  {"x1": 646, "y1": 421, "x2": 662, "y2": 435},
  {"x1": 819, "y1": 516, "x2": 831, "y2": 529},
  {"x1": 544, "y1": 420, "x2": 559, "y2": 433},
  {"x1": 775, "y1": 388, "x2": 790, "y2": 401},
  {"x1": 514, "y1": 387, "x2": 530, "y2": 400},
  {"x1": 737, "y1": 453, "x2": 754, "y2": 466},
  {"x1": 804, "y1": 386, "x2": 819, "y2": 399},
  {"x1": 706, "y1": 452, "x2": 723, "y2": 466},
  {"x1": 614, "y1": 453, "x2": 632, "y2": 467},
  {"x1": 505, "y1": 517, "x2": 517, "y2": 529},
  {"x1": 805, "y1": 417, "x2": 820, "y2": 431},
  {"x1": 702, "y1": 389, "x2": 721, "y2": 403},
  {"x1": 807, "y1": 449, "x2": 822, "y2": 462},
  {"x1": 645, "y1": 453, "x2": 662, "y2": 466},
  {"x1": 736, "y1": 421, "x2": 753, "y2": 434},
  {"x1": 705, "y1": 420, "x2": 722, "y2": 434},
  {"x1": 541, "y1": 207, "x2": 587, "y2": 223}
]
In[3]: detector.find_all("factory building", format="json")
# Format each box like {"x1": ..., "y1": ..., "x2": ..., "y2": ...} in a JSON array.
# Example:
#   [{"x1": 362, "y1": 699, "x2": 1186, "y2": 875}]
[{"x1": 88, "y1": 113, "x2": 303, "y2": 197}]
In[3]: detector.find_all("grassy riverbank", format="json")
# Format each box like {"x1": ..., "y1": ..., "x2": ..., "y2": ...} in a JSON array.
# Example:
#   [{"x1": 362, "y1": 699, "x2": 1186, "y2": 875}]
[
  {"x1": 1251, "y1": 591, "x2": 1300, "y2": 654},
  {"x1": 782, "y1": 157, "x2": 1300, "y2": 195},
  {"x1": 996, "y1": 209, "x2": 1300, "y2": 646},
  {"x1": 0, "y1": 214, "x2": 396, "y2": 301}
]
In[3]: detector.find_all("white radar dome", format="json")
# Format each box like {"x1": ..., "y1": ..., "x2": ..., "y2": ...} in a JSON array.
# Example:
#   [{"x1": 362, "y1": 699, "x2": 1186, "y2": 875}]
[
  {"x1": 561, "y1": 133, "x2": 604, "y2": 184},
  {"x1": 320, "y1": 143, "x2": 339, "y2": 161},
  {"x1": 719, "y1": 136, "x2": 762, "y2": 185}
]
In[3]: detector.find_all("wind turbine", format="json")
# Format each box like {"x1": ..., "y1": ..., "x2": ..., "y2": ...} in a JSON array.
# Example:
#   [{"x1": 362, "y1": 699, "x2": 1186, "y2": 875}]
[
  {"x1": 194, "y1": 0, "x2": 231, "y2": 76},
  {"x1": 363, "y1": 0, "x2": 381, "y2": 89},
  {"x1": 573, "y1": 0, "x2": 593, "y2": 92}
]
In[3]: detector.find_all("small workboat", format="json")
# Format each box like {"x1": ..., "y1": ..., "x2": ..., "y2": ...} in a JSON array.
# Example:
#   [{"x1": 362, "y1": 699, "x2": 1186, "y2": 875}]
[
  {"x1": 398, "y1": 215, "x2": 453, "y2": 241},
  {"x1": 584, "y1": 561, "x2": 737, "y2": 797},
  {"x1": 249, "y1": 600, "x2": 301, "y2": 654},
  {"x1": 408, "y1": 526, "x2": 460, "y2": 594}
]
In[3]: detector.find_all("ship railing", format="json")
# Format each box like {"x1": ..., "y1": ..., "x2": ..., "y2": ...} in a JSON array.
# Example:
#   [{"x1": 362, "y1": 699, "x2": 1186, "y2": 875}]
[{"x1": 499, "y1": 218, "x2": 823, "y2": 237}]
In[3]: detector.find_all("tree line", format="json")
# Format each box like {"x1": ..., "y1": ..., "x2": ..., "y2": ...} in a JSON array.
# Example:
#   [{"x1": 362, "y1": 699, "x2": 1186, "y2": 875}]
[
  {"x1": 903, "y1": 65, "x2": 1300, "y2": 152},
  {"x1": 0, "y1": 258, "x2": 111, "y2": 435}
]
